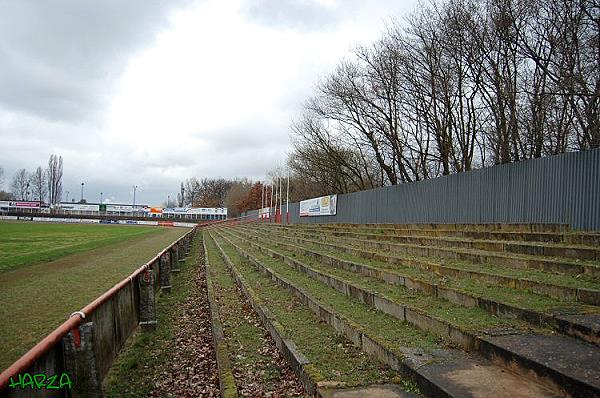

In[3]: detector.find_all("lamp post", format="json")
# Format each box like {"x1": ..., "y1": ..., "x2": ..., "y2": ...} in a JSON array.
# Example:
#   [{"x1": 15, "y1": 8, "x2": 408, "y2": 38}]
[
  {"x1": 100, "y1": 192, "x2": 103, "y2": 204},
  {"x1": 80, "y1": 182, "x2": 84, "y2": 202}
]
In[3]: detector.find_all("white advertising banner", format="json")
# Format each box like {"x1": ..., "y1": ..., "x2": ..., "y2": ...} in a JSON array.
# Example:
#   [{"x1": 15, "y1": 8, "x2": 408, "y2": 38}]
[
  {"x1": 258, "y1": 207, "x2": 270, "y2": 218},
  {"x1": 106, "y1": 204, "x2": 134, "y2": 212},
  {"x1": 59, "y1": 203, "x2": 100, "y2": 212},
  {"x1": 187, "y1": 207, "x2": 227, "y2": 215},
  {"x1": 299, "y1": 194, "x2": 337, "y2": 217}
]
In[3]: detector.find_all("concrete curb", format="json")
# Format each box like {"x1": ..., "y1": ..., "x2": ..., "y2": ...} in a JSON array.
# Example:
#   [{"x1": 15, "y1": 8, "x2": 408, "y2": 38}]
[
  {"x1": 203, "y1": 237, "x2": 239, "y2": 398},
  {"x1": 236, "y1": 226, "x2": 600, "y2": 346},
  {"x1": 217, "y1": 229, "x2": 599, "y2": 398}
]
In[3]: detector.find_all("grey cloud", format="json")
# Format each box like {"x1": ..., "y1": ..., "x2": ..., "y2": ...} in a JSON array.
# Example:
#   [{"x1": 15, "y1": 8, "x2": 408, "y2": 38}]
[
  {"x1": 0, "y1": 0, "x2": 191, "y2": 122},
  {"x1": 240, "y1": 0, "x2": 346, "y2": 31}
]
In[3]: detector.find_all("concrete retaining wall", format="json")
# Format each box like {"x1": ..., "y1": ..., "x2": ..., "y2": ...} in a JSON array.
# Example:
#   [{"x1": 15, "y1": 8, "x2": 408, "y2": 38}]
[{"x1": 1, "y1": 228, "x2": 197, "y2": 398}]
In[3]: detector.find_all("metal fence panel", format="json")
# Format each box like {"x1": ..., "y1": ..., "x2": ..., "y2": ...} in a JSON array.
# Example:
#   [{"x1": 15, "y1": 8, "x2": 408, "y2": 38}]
[{"x1": 259, "y1": 149, "x2": 600, "y2": 230}]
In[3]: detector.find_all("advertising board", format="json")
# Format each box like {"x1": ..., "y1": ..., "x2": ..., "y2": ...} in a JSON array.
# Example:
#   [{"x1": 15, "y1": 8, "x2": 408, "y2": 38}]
[
  {"x1": 187, "y1": 207, "x2": 227, "y2": 215},
  {"x1": 258, "y1": 207, "x2": 270, "y2": 218},
  {"x1": 299, "y1": 194, "x2": 337, "y2": 217},
  {"x1": 59, "y1": 203, "x2": 100, "y2": 212}
]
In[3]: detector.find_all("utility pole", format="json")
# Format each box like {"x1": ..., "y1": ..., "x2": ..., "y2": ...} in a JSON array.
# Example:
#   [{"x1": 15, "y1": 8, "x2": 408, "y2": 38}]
[{"x1": 180, "y1": 183, "x2": 185, "y2": 207}]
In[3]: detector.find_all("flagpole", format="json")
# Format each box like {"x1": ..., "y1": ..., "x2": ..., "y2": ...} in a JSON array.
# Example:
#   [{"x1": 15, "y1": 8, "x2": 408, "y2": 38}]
[{"x1": 270, "y1": 183, "x2": 274, "y2": 222}]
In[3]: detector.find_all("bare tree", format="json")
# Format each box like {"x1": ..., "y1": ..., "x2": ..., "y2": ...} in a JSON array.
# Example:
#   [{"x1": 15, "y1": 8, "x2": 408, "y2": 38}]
[
  {"x1": 225, "y1": 178, "x2": 253, "y2": 217},
  {"x1": 46, "y1": 154, "x2": 63, "y2": 204},
  {"x1": 0, "y1": 166, "x2": 4, "y2": 189},
  {"x1": 30, "y1": 166, "x2": 47, "y2": 203},
  {"x1": 11, "y1": 169, "x2": 30, "y2": 200}
]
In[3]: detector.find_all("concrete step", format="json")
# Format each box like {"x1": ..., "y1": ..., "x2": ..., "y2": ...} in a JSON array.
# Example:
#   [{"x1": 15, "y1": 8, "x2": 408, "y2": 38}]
[
  {"x1": 274, "y1": 226, "x2": 600, "y2": 262},
  {"x1": 265, "y1": 226, "x2": 600, "y2": 279},
  {"x1": 292, "y1": 224, "x2": 600, "y2": 246},
  {"x1": 302, "y1": 223, "x2": 571, "y2": 233},
  {"x1": 236, "y1": 227, "x2": 600, "y2": 346},
  {"x1": 211, "y1": 228, "x2": 562, "y2": 398},
  {"x1": 220, "y1": 227, "x2": 600, "y2": 398},
  {"x1": 246, "y1": 225, "x2": 600, "y2": 306}
]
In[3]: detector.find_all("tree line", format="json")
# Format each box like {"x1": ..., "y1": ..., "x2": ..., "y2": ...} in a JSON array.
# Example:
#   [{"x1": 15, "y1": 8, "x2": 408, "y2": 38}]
[
  {"x1": 0, "y1": 155, "x2": 64, "y2": 203},
  {"x1": 287, "y1": 0, "x2": 599, "y2": 196}
]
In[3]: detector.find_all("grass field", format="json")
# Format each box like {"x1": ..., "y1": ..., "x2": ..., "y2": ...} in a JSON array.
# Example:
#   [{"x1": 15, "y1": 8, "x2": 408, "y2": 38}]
[
  {"x1": 0, "y1": 221, "x2": 189, "y2": 370},
  {"x1": 0, "y1": 221, "x2": 163, "y2": 273}
]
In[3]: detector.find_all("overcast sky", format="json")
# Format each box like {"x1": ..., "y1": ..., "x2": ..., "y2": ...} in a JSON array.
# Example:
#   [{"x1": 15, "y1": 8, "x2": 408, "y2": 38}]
[{"x1": 0, "y1": 0, "x2": 418, "y2": 205}]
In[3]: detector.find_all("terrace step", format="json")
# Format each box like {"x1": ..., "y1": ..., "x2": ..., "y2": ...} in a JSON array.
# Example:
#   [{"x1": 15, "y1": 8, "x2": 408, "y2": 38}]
[
  {"x1": 262, "y1": 225, "x2": 600, "y2": 279},
  {"x1": 211, "y1": 228, "x2": 561, "y2": 398},
  {"x1": 293, "y1": 224, "x2": 600, "y2": 246},
  {"x1": 219, "y1": 227, "x2": 600, "y2": 398},
  {"x1": 235, "y1": 227, "x2": 600, "y2": 346},
  {"x1": 244, "y1": 225, "x2": 600, "y2": 306},
  {"x1": 278, "y1": 226, "x2": 600, "y2": 261},
  {"x1": 303, "y1": 223, "x2": 571, "y2": 233},
  {"x1": 204, "y1": 230, "x2": 410, "y2": 397}
]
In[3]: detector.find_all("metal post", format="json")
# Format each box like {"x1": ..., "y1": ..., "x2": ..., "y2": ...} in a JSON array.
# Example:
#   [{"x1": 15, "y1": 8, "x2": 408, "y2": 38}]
[{"x1": 286, "y1": 171, "x2": 290, "y2": 224}]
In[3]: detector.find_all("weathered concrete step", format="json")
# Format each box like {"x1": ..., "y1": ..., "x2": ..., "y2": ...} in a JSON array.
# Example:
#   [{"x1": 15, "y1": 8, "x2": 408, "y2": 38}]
[
  {"x1": 203, "y1": 237, "x2": 239, "y2": 398},
  {"x1": 221, "y1": 228, "x2": 600, "y2": 398},
  {"x1": 236, "y1": 227, "x2": 600, "y2": 346},
  {"x1": 302, "y1": 223, "x2": 571, "y2": 233},
  {"x1": 265, "y1": 226, "x2": 600, "y2": 279},
  {"x1": 211, "y1": 229, "x2": 561, "y2": 398},
  {"x1": 244, "y1": 225, "x2": 600, "y2": 307},
  {"x1": 206, "y1": 231, "x2": 328, "y2": 397},
  {"x1": 272, "y1": 226, "x2": 600, "y2": 261},
  {"x1": 291, "y1": 224, "x2": 600, "y2": 246}
]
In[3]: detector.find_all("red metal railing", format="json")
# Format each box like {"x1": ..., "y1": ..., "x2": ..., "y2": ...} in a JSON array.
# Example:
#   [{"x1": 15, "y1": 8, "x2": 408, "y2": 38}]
[{"x1": 0, "y1": 226, "x2": 197, "y2": 390}]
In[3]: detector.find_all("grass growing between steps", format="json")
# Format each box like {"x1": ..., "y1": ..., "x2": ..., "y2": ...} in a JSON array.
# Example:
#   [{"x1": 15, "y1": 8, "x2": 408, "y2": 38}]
[
  {"x1": 271, "y1": 228, "x2": 600, "y2": 284},
  {"x1": 103, "y1": 236, "x2": 205, "y2": 398},
  {"x1": 214, "y1": 230, "x2": 441, "y2": 353},
  {"x1": 221, "y1": 229, "x2": 539, "y2": 335},
  {"x1": 246, "y1": 226, "x2": 600, "y2": 299},
  {"x1": 205, "y1": 233, "x2": 303, "y2": 395},
  {"x1": 237, "y1": 228, "x2": 598, "y2": 316},
  {"x1": 207, "y1": 233, "x2": 406, "y2": 388}
]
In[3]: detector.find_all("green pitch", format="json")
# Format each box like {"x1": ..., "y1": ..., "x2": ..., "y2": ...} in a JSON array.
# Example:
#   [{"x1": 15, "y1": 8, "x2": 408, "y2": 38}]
[
  {"x1": 0, "y1": 221, "x2": 189, "y2": 370},
  {"x1": 0, "y1": 221, "x2": 161, "y2": 273}
]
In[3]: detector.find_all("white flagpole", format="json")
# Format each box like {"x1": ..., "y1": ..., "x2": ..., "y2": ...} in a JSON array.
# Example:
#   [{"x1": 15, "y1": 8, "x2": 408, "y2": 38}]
[
  {"x1": 270, "y1": 183, "x2": 274, "y2": 222},
  {"x1": 260, "y1": 182, "x2": 264, "y2": 222},
  {"x1": 279, "y1": 176, "x2": 283, "y2": 224}
]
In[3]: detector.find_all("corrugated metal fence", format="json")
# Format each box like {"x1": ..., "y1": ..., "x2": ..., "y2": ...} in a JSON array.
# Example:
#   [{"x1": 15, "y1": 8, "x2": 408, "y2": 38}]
[{"x1": 248, "y1": 149, "x2": 600, "y2": 231}]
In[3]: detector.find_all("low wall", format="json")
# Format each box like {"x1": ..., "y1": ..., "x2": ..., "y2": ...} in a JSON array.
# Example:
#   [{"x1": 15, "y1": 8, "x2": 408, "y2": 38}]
[{"x1": 0, "y1": 227, "x2": 197, "y2": 397}]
